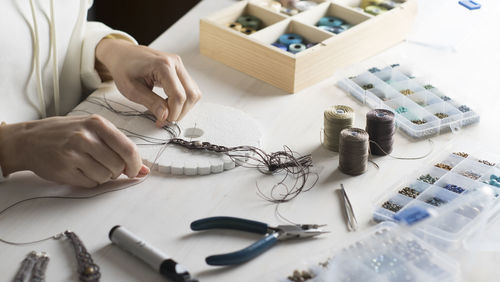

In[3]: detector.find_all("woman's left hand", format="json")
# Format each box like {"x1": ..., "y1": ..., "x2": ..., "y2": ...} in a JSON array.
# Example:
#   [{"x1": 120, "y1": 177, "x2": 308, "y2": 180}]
[{"x1": 95, "y1": 39, "x2": 202, "y2": 127}]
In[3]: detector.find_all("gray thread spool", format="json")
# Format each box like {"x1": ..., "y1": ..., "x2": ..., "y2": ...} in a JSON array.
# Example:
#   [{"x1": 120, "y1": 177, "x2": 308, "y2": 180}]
[
  {"x1": 323, "y1": 105, "x2": 355, "y2": 152},
  {"x1": 339, "y1": 128, "x2": 369, "y2": 176},
  {"x1": 366, "y1": 109, "x2": 395, "y2": 156}
]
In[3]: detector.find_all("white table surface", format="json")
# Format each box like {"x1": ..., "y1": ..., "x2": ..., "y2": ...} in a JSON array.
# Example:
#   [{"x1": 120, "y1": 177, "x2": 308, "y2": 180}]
[{"x1": 1, "y1": 0, "x2": 500, "y2": 281}]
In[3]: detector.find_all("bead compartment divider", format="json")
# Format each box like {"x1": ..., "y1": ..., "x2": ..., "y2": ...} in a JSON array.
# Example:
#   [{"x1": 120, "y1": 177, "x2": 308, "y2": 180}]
[
  {"x1": 372, "y1": 150, "x2": 500, "y2": 250},
  {"x1": 200, "y1": 0, "x2": 417, "y2": 93},
  {"x1": 337, "y1": 64, "x2": 480, "y2": 138}
]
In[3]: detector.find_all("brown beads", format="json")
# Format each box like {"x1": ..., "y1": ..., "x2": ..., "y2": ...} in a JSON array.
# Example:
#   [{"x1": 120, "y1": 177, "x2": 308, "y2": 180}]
[
  {"x1": 411, "y1": 119, "x2": 426, "y2": 125},
  {"x1": 288, "y1": 270, "x2": 313, "y2": 282},
  {"x1": 400, "y1": 89, "x2": 414, "y2": 95},
  {"x1": 398, "y1": 187, "x2": 420, "y2": 199},
  {"x1": 453, "y1": 152, "x2": 469, "y2": 158},
  {"x1": 434, "y1": 113, "x2": 449, "y2": 119},
  {"x1": 382, "y1": 201, "x2": 402, "y2": 212},
  {"x1": 435, "y1": 163, "x2": 452, "y2": 170}
]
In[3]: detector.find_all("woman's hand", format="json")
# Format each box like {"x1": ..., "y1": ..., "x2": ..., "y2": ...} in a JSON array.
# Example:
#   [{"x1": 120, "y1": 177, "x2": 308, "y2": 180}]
[
  {"x1": 0, "y1": 115, "x2": 149, "y2": 187},
  {"x1": 95, "y1": 39, "x2": 202, "y2": 127}
]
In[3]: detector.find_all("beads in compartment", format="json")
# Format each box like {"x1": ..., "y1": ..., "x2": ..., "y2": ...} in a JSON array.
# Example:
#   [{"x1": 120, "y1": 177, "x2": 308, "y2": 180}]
[
  {"x1": 398, "y1": 187, "x2": 420, "y2": 198},
  {"x1": 360, "y1": 0, "x2": 402, "y2": 16},
  {"x1": 272, "y1": 33, "x2": 316, "y2": 54},
  {"x1": 228, "y1": 15, "x2": 263, "y2": 35},
  {"x1": 418, "y1": 174, "x2": 438, "y2": 184},
  {"x1": 382, "y1": 201, "x2": 403, "y2": 212},
  {"x1": 316, "y1": 16, "x2": 352, "y2": 34}
]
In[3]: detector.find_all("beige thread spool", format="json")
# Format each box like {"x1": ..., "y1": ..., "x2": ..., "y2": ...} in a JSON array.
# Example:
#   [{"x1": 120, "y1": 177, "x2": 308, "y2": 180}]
[
  {"x1": 323, "y1": 105, "x2": 355, "y2": 152},
  {"x1": 339, "y1": 128, "x2": 369, "y2": 176},
  {"x1": 227, "y1": 22, "x2": 242, "y2": 32},
  {"x1": 240, "y1": 27, "x2": 256, "y2": 35}
]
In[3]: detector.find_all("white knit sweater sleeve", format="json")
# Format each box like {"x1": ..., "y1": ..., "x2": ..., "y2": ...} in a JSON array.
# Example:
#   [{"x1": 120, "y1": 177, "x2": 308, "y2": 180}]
[{"x1": 80, "y1": 21, "x2": 138, "y2": 90}]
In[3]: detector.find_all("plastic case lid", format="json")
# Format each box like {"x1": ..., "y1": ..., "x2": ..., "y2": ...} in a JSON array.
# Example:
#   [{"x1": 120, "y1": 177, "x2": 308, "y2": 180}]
[
  {"x1": 398, "y1": 186, "x2": 498, "y2": 252},
  {"x1": 462, "y1": 196, "x2": 500, "y2": 252}
]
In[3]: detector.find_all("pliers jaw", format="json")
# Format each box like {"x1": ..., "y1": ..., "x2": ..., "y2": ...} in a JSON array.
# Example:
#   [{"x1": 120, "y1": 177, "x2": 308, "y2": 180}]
[{"x1": 273, "y1": 224, "x2": 329, "y2": 240}]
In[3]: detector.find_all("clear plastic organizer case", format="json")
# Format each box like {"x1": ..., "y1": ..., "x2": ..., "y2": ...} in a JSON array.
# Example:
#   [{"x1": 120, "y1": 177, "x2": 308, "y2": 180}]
[
  {"x1": 373, "y1": 151, "x2": 499, "y2": 249},
  {"x1": 283, "y1": 222, "x2": 459, "y2": 282},
  {"x1": 337, "y1": 64, "x2": 480, "y2": 139},
  {"x1": 278, "y1": 188, "x2": 499, "y2": 282}
]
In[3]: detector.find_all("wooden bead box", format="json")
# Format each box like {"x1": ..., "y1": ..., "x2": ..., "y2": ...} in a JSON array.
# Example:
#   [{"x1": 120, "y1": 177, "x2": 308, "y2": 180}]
[{"x1": 199, "y1": 0, "x2": 417, "y2": 93}]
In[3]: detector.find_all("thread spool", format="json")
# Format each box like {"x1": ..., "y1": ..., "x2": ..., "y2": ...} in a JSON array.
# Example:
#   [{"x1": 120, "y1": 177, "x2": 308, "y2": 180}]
[
  {"x1": 323, "y1": 105, "x2": 354, "y2": 152},
  {"x1": 294, "y1": 0, "x2": 318, "y2": 11},
  {"x1": 279, "y1": 33, "x2": 303, "y2": 45},
  {"x1": 318, "y1": 16, "x2": 343, "y2": 27},
  {"x1": 366, "y1": 109, "x2": 395, "y2": 156},
  {"x1": 272, "y1": 42, "x2": 288, "y2": 51},
  {"x1": 288, "y1": 43, "x2": 306, "y2": 54},
  {"x1": 339, "y1": 128, "x2": 369, "y2": 176},
  {"x1": 241, "y1": 27, "x2": 256, "y2": 35},
  {"x1": 236, "y1": 15, "x2": 262, "y2": 30},
  {"x1": 227, "y1": 22, "x2": 242, "y2": 32}
]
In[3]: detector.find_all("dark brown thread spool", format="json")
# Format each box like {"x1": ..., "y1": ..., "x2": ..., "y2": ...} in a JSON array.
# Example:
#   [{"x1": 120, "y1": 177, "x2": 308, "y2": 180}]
[
  {"x1": 339, "y1": 128, "x2": 369, "y2": 176},
  {"x1": 366, "y1": 109, "x2": 395, "y2": 156}
]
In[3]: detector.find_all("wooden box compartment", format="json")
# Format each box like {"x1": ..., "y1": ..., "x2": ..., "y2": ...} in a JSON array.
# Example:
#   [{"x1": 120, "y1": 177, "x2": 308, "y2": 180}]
[{"x1": 200, "y1": 0, "x2": 417, "y2": 93}]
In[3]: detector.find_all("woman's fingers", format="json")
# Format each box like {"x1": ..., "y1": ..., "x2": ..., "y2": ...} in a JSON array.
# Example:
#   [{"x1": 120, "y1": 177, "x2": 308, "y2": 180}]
[
  {"x1": 174, "y1": 60, "x2": 202, "y2": 120},
  {"x1": 83, "y1": 139, "x2": 125, "y2": 179},
  {"x1": 85, "y1": 115, "x2": 142, "y2": 178},
  {"x1": 157, "y1": 57, "x2": 187, "y2": 122},
  {"x1": 75, "y1": 154, "x2": 113, "y2": 185}
]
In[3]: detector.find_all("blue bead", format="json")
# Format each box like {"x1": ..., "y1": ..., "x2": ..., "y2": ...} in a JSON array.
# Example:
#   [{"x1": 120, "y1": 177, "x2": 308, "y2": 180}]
[
  {"x1": 393, "y1": 206, "x2": 432, "y2": 225},
  {"x1": 318, "y1": 16, "x2": 344, "y2": 27},
  {"x1": 272, "y1": 42, "x2": 287, "y2": 51},
  {"x1": 288, "y1": 43, "x2": 306, "y2": 54},
  {"x1": 279, "y1": 33, "x2": 303, "y2": 45},
  {"x1": 459, "y1": 0, "x2": 481, "y2": 10}
]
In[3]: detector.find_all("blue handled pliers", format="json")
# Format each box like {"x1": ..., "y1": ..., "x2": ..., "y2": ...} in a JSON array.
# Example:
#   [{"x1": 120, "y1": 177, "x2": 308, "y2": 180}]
[{"x1": 190, "y1": 216, "x2": 328, "y2": 266}]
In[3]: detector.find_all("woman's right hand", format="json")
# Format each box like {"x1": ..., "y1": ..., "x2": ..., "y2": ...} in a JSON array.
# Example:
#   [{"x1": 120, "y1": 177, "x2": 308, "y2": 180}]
[{"x1": 0, "y1": 115, "x2": 149, "y2": 187}]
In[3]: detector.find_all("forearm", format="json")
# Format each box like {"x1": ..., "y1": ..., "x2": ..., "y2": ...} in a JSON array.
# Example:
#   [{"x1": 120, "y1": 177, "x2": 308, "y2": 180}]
[{"x1": 0, "y1": 122, "x2": 28, "y2": 176}]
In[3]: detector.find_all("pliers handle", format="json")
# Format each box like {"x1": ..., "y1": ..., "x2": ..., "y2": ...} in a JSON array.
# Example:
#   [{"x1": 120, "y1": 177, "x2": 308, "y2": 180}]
[{"x1": 191, "y1": 216, "x2": 278, "y2": 266}]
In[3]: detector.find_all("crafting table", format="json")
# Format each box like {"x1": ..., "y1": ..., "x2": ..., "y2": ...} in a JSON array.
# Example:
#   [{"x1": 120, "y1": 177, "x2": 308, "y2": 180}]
[{"x1": 1, "y1": 0, "x2": 500, "y2": 281}]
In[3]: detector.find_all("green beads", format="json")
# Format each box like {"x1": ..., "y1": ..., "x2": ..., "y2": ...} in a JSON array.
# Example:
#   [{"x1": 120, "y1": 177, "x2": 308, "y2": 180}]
[
  {"x1": 418, "y1": 174, "x2": 438, "y2": 184},
  {"x1": 395, "y1": 106, "x2": 407, "y2": 114},
  {"x1": 362, "y1": 84, "x2": 374, "y2": 90}
]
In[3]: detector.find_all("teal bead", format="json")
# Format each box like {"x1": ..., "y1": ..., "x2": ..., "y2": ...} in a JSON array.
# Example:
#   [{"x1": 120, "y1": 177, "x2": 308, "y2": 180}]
[
  {"x1": 318, "y1": 16, "x2": 344, "y2": 27},
  {"x1": 341, "y1": 24, "x2": 352, "y2": 30},
  {"x1": 236, "y1": 15, "x2": 262, "y2": 30},
  {"x1": 279, "y1": 33, "x2": 303, "y2": 45},
  {"x1": 489, "y1": 179, "x2": 500, "y2": 188},
  {"x1": 288, "y1": 43, "x2": 307, "y2": 54}
]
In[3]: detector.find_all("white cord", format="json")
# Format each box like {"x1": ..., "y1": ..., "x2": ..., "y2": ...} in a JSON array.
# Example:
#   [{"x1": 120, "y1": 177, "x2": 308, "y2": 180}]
[
  {"x1": 28, "y1": 0, "x2": 47, "y2": 118},
  {"x1": 49, "y1": 0, "x2": 60, "y2": 116}
]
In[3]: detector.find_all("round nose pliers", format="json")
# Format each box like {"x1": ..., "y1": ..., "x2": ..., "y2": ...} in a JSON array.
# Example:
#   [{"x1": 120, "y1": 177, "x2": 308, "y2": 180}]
[{"x1": 190, "y1": 216, "x2": 328, "y2": 266}]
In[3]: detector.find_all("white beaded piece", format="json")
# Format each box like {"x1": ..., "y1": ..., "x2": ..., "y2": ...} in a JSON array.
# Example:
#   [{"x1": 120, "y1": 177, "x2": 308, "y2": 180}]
[{"x1": 70, "y1": 89, "x2": 262, "y2": 176}]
